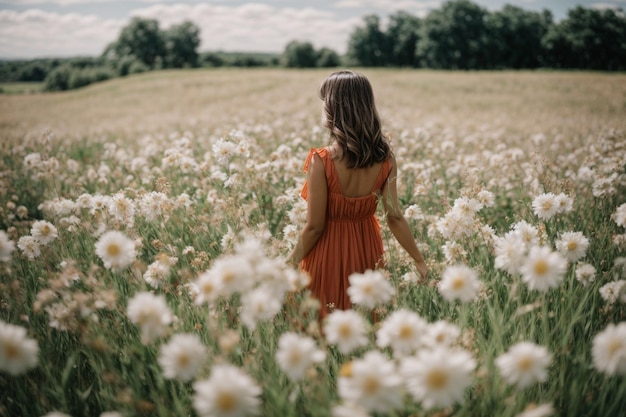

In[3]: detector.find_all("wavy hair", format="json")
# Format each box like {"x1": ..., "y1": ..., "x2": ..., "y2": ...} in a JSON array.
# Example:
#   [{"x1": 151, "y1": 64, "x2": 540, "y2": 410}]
[{"x1": 319, "y1": 70, "x2": 391, "y2": 169}]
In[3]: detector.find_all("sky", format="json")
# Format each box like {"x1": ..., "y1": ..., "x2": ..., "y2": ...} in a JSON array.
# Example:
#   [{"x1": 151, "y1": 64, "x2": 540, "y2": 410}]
[{"x1": 0, "y1": 0, "x2": 623, "y2": 59}]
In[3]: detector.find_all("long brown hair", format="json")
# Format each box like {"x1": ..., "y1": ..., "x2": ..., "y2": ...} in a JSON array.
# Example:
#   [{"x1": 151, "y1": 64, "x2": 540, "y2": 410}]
[{"x1": 319, "y1": 70, "x2": 391, "y2": 169}]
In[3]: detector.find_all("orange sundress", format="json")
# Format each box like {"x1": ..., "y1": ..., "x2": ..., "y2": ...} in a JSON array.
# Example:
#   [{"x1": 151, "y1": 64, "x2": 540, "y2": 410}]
[{"x1": 300, "y1": 147, "x2": 392, "y2": 319}]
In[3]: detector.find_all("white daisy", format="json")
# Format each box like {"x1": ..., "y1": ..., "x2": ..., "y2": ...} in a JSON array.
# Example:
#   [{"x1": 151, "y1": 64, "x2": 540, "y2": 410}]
[
  {"x1": 574, "y1": 262, "x2": 596, "y2": 287},
  {"x1": 30, "y1": 220, "x2": 58, "y2": 245},
  {"x1": 495, "y1": 342, "x2": 552, "y2": 388},
  {"x1": 512, "y1": 221, "x2": 540, "y2": 248},
  {"x1": 532, "y1": 193, "x2": 559, "y2": 221},
  {"x1": 207, "y1": 255, "x2": 255, "y2": 297},
  {"x1": 323, "y1": 310, "x2": 369, "y2": 355},
  {"x1": 613, "y1": 203, "x2": 626, "y2": 228},
  {"x1": 592, "y1": 322, "x2": 626, "y2": 376},
  {"x1": 494, "y1": 232, "x2": 527, "y2": 275},
  {"x1": 424, "y1": 320, "x2": 461, "y2": 349},
  {"x1": 0, "y1": 230, "x2": 15, "y2": 262},
  {"x1": 347, "y1": 269, "x2": 395, "y2": 309},
  {"x1": 599, "y1": 280, "x2": 626, "y2": 304},
  {"x1": 520, "y1": 246, "x2": 568, "y2": 292},
  {"x1": 338, "y1": 350, "x2": 404, "y2": 413},
  {"x1": 402, "y1": 347, "x2": 476, "y2": 410},
  {"x1": 0, "y1": 320, "x2": 39, "y2": 375},
  {"x1": 555, "y1": 193, "x2": 573, "y2": 214},
  {"x1": 192, "y1": 270, "x2": 223, "y2": 305},
  {"x1": 193, "y1": 364, "x2": 262, "y2": 417},
  {"x1": 17, "y1": 235, "x2": 41, "y2": 259},
  {"x1": 240, "y1": 286, "x2": 283, "y2": 331},
  {"x1": 126, "y1": 292, "x2": 173, "y2": 344},
  {"x1": 331, "y1": 403, "x2": 370, "y2": 417},
  {"x1": 275, "y1": 332, "x2": 326, "y2": 381},
  {"x1": 95, "y1": 230, "x2": 136, "y2": 272},
  {"x1": 375, "y1": 309, "x2": 428, "y2": 356},
  {"x1": 158, "y1": 333, "x2": 208, "y2": 381},
  {"x1": 438, "y1": 264, "x2": 481, "y2": 303},
  {"x1": 555, "y1": 231, "x2": 589, "y2": 263}
]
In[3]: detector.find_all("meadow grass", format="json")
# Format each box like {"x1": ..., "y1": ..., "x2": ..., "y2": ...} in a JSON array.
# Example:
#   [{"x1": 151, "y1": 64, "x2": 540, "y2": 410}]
[{"x1": 0, "y1": 68, "x2": 625, "y2": 417}]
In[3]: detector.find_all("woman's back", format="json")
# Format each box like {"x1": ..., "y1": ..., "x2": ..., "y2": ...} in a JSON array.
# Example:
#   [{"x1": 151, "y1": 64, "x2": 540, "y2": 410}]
[{"x1": 330, "y1": 146, "x2": 386, "y2": 198}]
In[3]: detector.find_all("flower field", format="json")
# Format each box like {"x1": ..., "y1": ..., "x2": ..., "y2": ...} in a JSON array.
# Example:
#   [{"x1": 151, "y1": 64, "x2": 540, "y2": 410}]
[{"x1": 1, "y1": 68, "x2": 625, "y2": 417}]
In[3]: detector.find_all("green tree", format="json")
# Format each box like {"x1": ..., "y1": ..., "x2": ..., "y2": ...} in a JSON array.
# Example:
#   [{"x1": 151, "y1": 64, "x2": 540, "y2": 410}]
[
  {"x1": 346, "y1": 15, "x2": 389, "y2": 66},
  {"x1": 281, "y1": 41, "x2": 317, "y2": 68},
  {"x1": 112, "y1": 17, "x2": 165, "y2": 69},
  {"x1": 542, "y1": 6, "x2": 626, "y2": 70},
  {"x1": 417, "y1": 0, "x2": 492, "y2": 69},
  {"x1": 386, "y1": 11, "x2": 421, "y2": 67},
  {"x1": 163, "y1": 21, "x2": 201, "y2": 68},
  {"x1": 316, "y1": 47, "x2": 341, "y2": 68},
  {"x1": 487, "y1": 5, "x2": 553, "y2": 69}
]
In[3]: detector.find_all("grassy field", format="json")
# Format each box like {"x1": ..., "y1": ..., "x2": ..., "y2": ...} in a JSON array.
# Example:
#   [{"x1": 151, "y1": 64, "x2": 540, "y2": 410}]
[{"x1": 0, "y1": 68, "x2": 625, "y2": 417}]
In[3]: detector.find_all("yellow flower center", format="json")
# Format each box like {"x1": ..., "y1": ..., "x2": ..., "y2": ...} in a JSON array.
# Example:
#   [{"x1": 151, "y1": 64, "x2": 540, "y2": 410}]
[
  {"x1": 202, "y1": 282, "x2": 214, "y2": 295},
  {"x1": 288, "y1": 350, "x2": 302, "y2": 366},
  {"x1": 177, "y1": 353, "x2": 190, "y2": 368},
  {"x1": 339, "y1": 362, "x2": 353, "y2": 378},
  {"x1": 451, "y1": 277, "x2": 466, "y2": 290},
  {"x1": 338, "y1": 323, "x2": 353, "y2": 339},
  {"x1": 41, "y1": 225, "x2": 50, "y2": 236},
  {"x1": 362, "y1": 283, "x2": 373, "y2": 295},
  {"x1": 5, "y1": 342, "x2": 19, "y2": 359},
  {"x1": 222, "y1": 271, "x2": 235, "y2": 284},
  {"x1": 363, "y1": 376, "x2": 380, "y2": 395},
  {"x1": 426, "y1": 369, "x2": 449, "y2": 390},
  {"x1": 567, "y1": 241, "x2": 578, "y2": 251},
  {"x1": 534, "y1": 260, "x2": 548, "y2": 276},
  {"x1": 107, "y1": 243, "x2": 121, "y2": 257},
  {"x1": 398, "y1": 324, "x2": 413, "y2": 340},
  {"x1": 542, "y1": 201, "x2": 552, "y2": 211},
  {"x1": 517, "y1": 356, "x2": 534, "y2": 372},
  {"x1": 608, "y1": 339, "x2": 622, "y2": 356},
  {"x1": 216, "y1": 392, "x2": 237, "y2": 412}
]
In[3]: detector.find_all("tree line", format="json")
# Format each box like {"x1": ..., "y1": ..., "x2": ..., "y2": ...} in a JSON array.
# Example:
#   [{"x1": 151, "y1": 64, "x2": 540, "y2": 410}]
[{"x1": 0, "y1": 0, "x2": 624, "y2": 92}]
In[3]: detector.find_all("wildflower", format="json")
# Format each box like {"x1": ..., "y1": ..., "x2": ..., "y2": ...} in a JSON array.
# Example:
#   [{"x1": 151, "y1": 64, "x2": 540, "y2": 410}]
[
  {"x1": 100, "y1": 413, "x2": 123, "y2": 417},
  {"x1": 208, "y1": 255, "x2": 254, "y2": 297},
  {"x1": 612, "y1": 203, "x2": 626, "y2": 228},
  {"x1": 108, "y1": 193, "x2": 135, "y2": 227},
  {"x1": 192, "y1": 270, "x2": 222, "y2": 305},
  {"x1": 599, "y1": 280, "x2": 626, "y2": 304},
  {"x1": 425, "y1": 320, "x2": 461, "y2": 349},
  {"x1": 555, "y1": 193, "x2": 573, "y2": 214},
  {"x1": 520, "y1": 246, "x2": 567, "y2": 291},
  {"x1": 158, "y1": 333, "x2": 207, "y2": 381},
  {"x1": 139, "y1": 191, "x2": 172, "y2": 222},
  {"x1": 347, "y1": 269, "x2": 395, "y2": 309},
  {"x1": 574, "y1": 262, "x2": 596, "y2": 287},
  {"x1": 592, "y1": 322, "x2": 626, "y2": 376},
  {"x1": 376, "y1": 309, "x2": 428, "y2": 356},
  {"x1": 0, "y1": 231, "x2": 15, "y2": 262},
  {"x1": 441, "y1": 241, "x2": 467, "y2": 263},
  {"x1": 338, "y1": 350, "x2": 404, "y2": 413},
  {"x1": 402, "y1": 347, "x2": 476, "y2": 410},
  {"x1": 126, "y1": 292, "x2": 173, "y2": 344},
  {"x1": 532, "y1": 193, "x2": 558, "y2": 221},
  {"x1": 143, "y1": 254, "x2": 177, "y2": 289},
  {"x1": 494, "y1": 232, "x2": 527, "y2": 275},
  {"x1": 495, "y1": 342, "x2": 552, "y2": 388},
  {"x1": 513, "y1": 221, "x2": 540, "y2": 248},
  {"x1": 516, "y1": 403, "x2": 555, "y2": 417},
  {"x1": 323, "y1": 310, "x2": 369, "y2": 354},
  {"x1": 193, "y1": 364, "x2": 261, "y2": 417},
  {"x1": 240, "y1": 286, "x2": 283, "y2": 330},
  {"x1": 438, "y1": 264, "x2": 481, "y2": 303},
  {"x1": 0, "y1": 320, "x2": 39, "y2": 375},
  {"x1": 555, "y1": 231, "x2": 589, "y2": 263},
  {"x1": 404, "y1": 204, "x2": 424, "y2": 220},
  {"x1": 476, "y1": 189, "x2": 495, "y2": 208},
  {"x1": 30, "y1": 220, "x2": 58, "y2": 245},
  {"x1": 95, "y1": 231, "x2": 136, "y2": 272},
  {"x1": 17, "y1": 235, "x2": 41, "y2": 259},
  {"x1": 275, "y1": 332, "x2": 326, "y2": 381}
]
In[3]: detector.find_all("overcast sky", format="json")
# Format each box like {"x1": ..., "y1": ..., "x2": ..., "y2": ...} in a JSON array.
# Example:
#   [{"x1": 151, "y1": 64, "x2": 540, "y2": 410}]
[{"x1": 0, "y1": 0, "x2": 623, "y2": 59}]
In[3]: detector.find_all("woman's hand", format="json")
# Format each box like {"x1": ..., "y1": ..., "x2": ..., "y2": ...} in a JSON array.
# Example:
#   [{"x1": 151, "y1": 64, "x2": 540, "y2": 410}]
[{"x1": 415, "y1": 261, "x2": 428, "y2": 283}]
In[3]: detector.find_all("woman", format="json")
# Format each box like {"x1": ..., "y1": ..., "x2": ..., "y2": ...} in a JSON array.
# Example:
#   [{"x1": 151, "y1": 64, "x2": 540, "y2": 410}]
[{"x1": 289, "y1": 70, "x2": 428, "y2": 319}]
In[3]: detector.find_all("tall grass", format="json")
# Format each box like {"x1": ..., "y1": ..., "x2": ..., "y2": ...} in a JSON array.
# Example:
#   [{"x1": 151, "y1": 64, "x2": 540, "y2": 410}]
[{"x1": 0, "y1": 69, "x2": 625, "y2": 417}]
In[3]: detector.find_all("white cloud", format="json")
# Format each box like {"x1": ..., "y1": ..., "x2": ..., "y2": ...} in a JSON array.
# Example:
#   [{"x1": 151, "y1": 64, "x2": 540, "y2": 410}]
[
  {"x1": 0, "y1": 3, "x2": 359, "y2": 58},
  {"x1": 0, "y1": 0, "x2": 121, "y2": 5},
  {"x1": 0, "y1": 9, "x2": 123, "y2": 58},
  {"x1": 334, "y1": 0, "x2": 441, "y2": 15}
]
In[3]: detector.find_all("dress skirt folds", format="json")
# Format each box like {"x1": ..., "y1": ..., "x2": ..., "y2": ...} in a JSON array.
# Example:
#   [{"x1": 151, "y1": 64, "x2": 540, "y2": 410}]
[{"x1": 299, "y1": 147, "x2": 392, "y2": 319}]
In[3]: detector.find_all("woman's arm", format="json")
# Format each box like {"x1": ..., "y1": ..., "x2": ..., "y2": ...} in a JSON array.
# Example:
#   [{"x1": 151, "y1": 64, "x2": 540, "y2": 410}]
[
  {"x1": 381, "y1": 155, "x2": 428, "y2": 281},
  {"x1": 288, "y1": 152, "x2": 327, "y2": 265}
]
